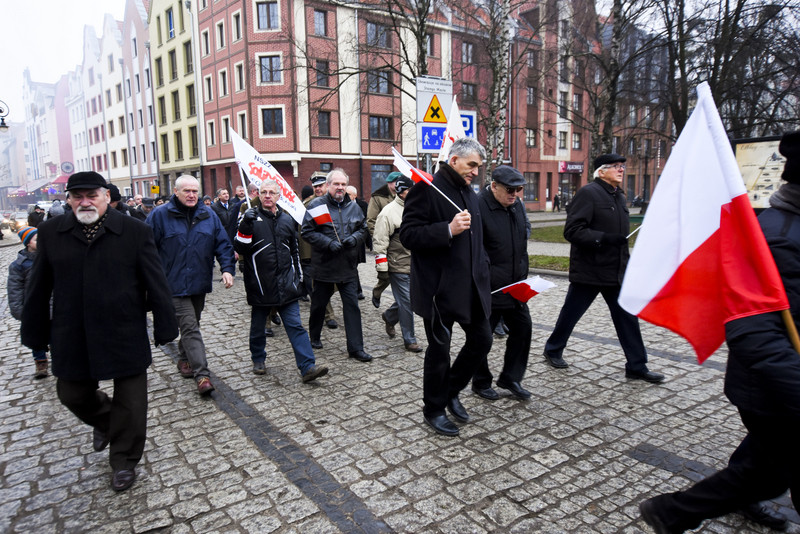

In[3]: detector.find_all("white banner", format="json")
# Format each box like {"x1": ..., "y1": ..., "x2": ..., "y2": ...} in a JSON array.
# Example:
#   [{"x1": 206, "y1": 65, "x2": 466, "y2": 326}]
[{"x1": 229, "y1": 128, "x2": 306, "y2": 224}]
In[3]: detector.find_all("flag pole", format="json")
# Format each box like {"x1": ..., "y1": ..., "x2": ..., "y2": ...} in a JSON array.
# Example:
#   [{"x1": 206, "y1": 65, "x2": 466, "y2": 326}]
[
  {"x1": 781, "y1": 310, "x2": 800, "y2": 353},
  {"x1": 236, "y1": 164, "x2": 252, "y2": 209},
  {"x1": 627, "y1": 225, "x2": 641, "y2": 239}
]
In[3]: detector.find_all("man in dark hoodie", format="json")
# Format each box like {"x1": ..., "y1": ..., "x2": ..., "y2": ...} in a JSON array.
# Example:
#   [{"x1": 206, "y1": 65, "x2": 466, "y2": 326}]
[{"x1": 639, "y1": 131, "x2": 800, "y2": 533}]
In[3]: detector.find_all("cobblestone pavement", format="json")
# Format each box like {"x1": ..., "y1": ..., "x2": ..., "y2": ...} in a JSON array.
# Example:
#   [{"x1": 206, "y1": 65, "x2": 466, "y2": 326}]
[{"x1": 1, "y1": 231, "x2": 798, "y2": 533}]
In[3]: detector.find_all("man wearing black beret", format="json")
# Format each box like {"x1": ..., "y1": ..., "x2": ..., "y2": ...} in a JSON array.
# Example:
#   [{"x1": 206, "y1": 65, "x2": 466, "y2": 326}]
[
  {"x1": 471, "y1": 165, "x2": 534, "y2": 401},
  {"x1": 543, "y1": 153, "x2": 665, "y2": 383}
]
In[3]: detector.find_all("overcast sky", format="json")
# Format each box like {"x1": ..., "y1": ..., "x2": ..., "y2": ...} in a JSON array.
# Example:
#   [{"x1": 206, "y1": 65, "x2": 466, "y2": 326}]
[{"x1": 1, "y1": 1, "x2": 126, "y2": 123}]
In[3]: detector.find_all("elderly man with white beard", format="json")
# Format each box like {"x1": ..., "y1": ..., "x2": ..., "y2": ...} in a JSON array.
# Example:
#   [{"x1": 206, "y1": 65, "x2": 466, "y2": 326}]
[{"x1": 22, "y1": 171, "x2": 178, "y2": 492}]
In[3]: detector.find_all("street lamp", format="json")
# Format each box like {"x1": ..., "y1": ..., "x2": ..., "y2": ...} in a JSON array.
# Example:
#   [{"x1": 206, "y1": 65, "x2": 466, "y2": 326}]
[{"x1": 0, "y1": 100, "x2": 9, "y2": 132}]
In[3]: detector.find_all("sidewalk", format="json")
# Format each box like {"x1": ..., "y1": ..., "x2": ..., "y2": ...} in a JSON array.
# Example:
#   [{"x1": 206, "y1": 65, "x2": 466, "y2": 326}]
[{"x1": 0, "y1": 225, "x2": 793, "y2": 533}]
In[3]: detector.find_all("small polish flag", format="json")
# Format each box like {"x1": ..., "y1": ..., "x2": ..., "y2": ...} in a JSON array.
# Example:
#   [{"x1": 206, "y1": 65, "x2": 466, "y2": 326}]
[
  {"x1": 308, "y1": 204, "x2": 333, "y2": 225},
  {"x1": 392, "y1": 147, "x2": 433, "y2": 185},
  {"x1": 375, "y1": 254, "x2": 388, "y2": 265},
  {"x1": 495, "y1": 276, "x2": 556, "y2": 303}
]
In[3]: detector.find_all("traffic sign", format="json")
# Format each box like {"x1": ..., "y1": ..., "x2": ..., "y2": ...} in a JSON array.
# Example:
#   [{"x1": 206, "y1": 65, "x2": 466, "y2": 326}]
[
  {"x1": 416, "y1": 77, "x2": 453, "y2": 153},
  {"x1": 419, "y1": 125, "x2": 447, "y2": 151},
  {"x1": 423, "y1": 95, "x2": 447, "y2": 123},
  {"x1": 460, "y1": 111, "x2": 476, "y2": 138}
]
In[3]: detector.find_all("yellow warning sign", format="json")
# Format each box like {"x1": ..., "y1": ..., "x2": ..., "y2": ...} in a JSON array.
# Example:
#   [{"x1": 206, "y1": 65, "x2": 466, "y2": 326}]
[{"x1": 423, "y1": 95, "x2": 448, "y2": 123}]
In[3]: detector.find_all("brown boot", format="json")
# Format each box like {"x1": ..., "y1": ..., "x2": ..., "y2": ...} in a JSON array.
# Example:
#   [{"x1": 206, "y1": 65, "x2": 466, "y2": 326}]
[{"x1": 34, "y1": 360, "x2": 48, "y2": 379}]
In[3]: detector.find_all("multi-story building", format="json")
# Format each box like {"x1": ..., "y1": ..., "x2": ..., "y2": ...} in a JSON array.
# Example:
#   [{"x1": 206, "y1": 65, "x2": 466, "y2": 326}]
[{"x1": 149, "y1": 0, "x2": 204, "y2": 195}]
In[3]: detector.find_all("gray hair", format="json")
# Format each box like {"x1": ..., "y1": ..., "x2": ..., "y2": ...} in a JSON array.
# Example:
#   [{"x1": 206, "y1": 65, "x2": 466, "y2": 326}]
[
  {"x1": 215, "y1": 188, "x2": 228, "y2": 197},
  {"x1": 448, "y1": 137, "x2": 486, "y2": 161},
  {"x1": 259, "y1": 179, "x2": 280, "y2": 197},
  {"x1": 175, "y1": 174, "x2": 199, "y2": 191},
  {"x1": 326, "y1": 168, "x2": 349, "y2": 185},
  {"x1": 593, "y1": 165, "x2": 614, "y2": 179}
]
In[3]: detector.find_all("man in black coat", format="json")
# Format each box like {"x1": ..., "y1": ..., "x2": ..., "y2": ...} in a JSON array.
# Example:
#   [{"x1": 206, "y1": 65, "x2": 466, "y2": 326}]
[
  {"x1": 543, "y1": 153, "x2": 664, "y2": 383},
  {"x1": 211, "y1": 187, "x2": 238, "y2": 242},
  {"x1": 639, "y1": 131, "x2": 800, "y2": 533},
  {"x1": 400, "y1": 137, "x2": 493, "y2": 437},
  {"x1": 21, "y1": 171, "x2": 178, "y2": 492},
  {"x1": 471, "y1": 165, "x2": 534, "y2": 402},
  {"x1": 301, "y1": 169, "x2": 372, "y2": 362},
  {"x1": 235, "y1": 180, "x2": 328, "y2": 382}
]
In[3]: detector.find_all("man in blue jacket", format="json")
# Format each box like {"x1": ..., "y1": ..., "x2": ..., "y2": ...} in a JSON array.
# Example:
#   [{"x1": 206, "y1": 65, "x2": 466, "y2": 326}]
[{"x1": 147, "y1": 175, "x2": 236, "y2": 396}]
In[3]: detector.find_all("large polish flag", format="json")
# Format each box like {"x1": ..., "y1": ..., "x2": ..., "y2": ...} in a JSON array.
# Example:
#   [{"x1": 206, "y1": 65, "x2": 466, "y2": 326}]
[
  {"x1": 436, "y1": 97, "x2": 466, "y2": 169},
  {"x1": 392, "y1": 147, "x2": 434, "y2": 185},
  {"x1": 619, "y1": 82, "x2": 788, "y2": 363}
]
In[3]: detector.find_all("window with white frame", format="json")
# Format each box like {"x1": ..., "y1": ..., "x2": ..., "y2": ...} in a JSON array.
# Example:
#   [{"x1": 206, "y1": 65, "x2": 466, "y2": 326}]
[
  {"x1": 217, "y1": 21, "x2": 226, "y2": 49},
  {"x1": 526, "y1": 128, "x2": 536, "y2": 147},
  {"x1": 259, "y1": 55, "x2": 281, "y2": 84},
  {"x1": 222, "y1": 117, "x2": 230, "y2": 143},
  {"x1": 572, "y1": 132, "x2": 582, "y2": 150},
  {"x1": 260, "y1": 107, "x2": 284, "y2": 136},
  {"x1": 462, "y1": 42, "x2": 474, "y2": 63},
  {"x1": 558, "y1": 131, "x2": 567, "y2": 149},
  {"x1": 527, "y1": 86, "x2": 536, "y2": 106},
  {"x1": 219, "y1": 69, "x2": 228, "y2": 96},
  {"x1": 207, "y1": 120, "x2": 216, "y2": 146},
  {"x1": 235, "y1": 63, "x2": 245, "y2": 92},
  {"x1": 204, "y1": 75, "x2": 213, "y2": 101},
  {"x1": 314, "y1": 10, "x2": 327, "y2": 36},
  {"x1": 238, "y1": 111, "x2": 248, "y2": 138},
  {"x1": 167, "y1": 8, "x2": 175, "y2": 39},
  {"x1": 232, "y1": 12, "x2": 242, "y2": 41},
  {"x1": 256, "y1": 1, "x2": 279, "y2": 30}
]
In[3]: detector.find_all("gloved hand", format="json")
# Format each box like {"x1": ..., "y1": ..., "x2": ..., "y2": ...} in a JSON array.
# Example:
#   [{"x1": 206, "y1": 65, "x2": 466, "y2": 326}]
[
  {"x1": 601, "y1": 233, "x2": 627, "y2": 246},
  {"x1": 243, "y1": 208, "x2": 258, "y2": 223},
  {"x1": 342, "y1": 236, "x2": 358, "y2": 248},
  {"x1": 329, "y1": 240, "x2": 343, "y2": 253}
]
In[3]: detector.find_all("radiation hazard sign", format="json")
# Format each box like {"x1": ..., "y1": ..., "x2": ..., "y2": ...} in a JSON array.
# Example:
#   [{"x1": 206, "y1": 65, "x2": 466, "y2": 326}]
[{"x1": 423, "y1": 95, "x2": 448, "y2": 123}]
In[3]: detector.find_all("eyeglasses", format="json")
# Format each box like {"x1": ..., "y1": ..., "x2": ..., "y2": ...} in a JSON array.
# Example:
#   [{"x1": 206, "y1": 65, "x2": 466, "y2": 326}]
[
  {"x1": 496, "y1": 183, "x2": 523, "y2": 194},
  {"x1": 260, "y1": 190, "x2": 279, "y2": 196},
  {"x1": 605, "y1": 163, "x2": 626, "y2": 170}
]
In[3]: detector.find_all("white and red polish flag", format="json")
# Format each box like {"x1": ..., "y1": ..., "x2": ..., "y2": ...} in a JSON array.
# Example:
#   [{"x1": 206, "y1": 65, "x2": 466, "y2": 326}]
[
  {"x1": 493, "y1": 276, "x2": 556, "y2": 303},
  {"x1": 619, "y1": 82, "x2": 788, "y2": 363},
  {"x1": 436, "y1": 96, "x2": 466, "y2": 169},
  {"x1": 307, "y1": 204, "x2": 333, "y2": 225},
  {"x1": 392, "y1": 147, "x2": 433, "y2": 185}
]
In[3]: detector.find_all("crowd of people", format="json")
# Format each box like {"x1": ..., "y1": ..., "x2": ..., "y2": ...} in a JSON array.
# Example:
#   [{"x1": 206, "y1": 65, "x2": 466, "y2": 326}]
[{"x1": 7, "y1": 133, "x2": 799, "y2": 532}]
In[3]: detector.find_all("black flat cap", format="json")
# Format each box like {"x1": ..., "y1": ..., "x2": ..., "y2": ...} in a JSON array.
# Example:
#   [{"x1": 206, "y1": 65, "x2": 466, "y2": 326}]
[
  {"x1": 593, "y1": 153, "x2": 626, "y2": 170},
  {"x1": 492, "y1": 165, "x2": 525, "y2": 187},
  {"x1": 779, "y1": 130, "x2": 800, "y2": 184},
  {"x1": 65, "y1": 171, "x2": 108, "y2": 191}
]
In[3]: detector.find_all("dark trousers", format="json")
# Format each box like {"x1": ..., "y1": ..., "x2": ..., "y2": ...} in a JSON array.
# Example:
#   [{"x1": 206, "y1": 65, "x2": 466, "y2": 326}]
[
  {"x1": 544, "y1": 282, "x2": 648, "y2": 373},
  {"x1": 654, "y1": 409, "x2": 800, "y2": 532},
  {"x1": 473, "y1": 304, "x2": 532, "y2": 388},
  {"x1": 300, "y1": 259, "x2": 313, "y2": 298},
  {"x1": 56, "y1": 372, "x2": 148, "y2": 471},
  {"x1": 422, "y1": 300, "x2": 492, "y2": 418},
  {"x1": 309, "y1": 279, "x2": 363, "y2": 354},
  {"x1": 373, "y1": 271, "x2": 391, "y2": 300}
]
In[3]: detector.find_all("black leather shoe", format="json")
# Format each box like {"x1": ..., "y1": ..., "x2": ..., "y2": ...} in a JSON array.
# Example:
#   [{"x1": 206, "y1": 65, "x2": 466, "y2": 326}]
[
  {"x1": 271, "y1": 315, "x2": 281, "y2": 325},
  {"x1": 371, "y1": 296, "x2": 380, "y2": 308},
  {"x1": 326, "y1": 319, "x2": 338, "y2": 329},
  {"x1": 311, "y1": 339, "x2": 323, "y2": 350},
  {"x1": 496, "y1": 379, "x2": 532, "y2": 400},
  {"x1": 739, "y1": 502, "x2": 788, "y2": 531},
  {"x1": 543, "y1": 352, "x2": 569, "y2": 368},
  {"x1": 349, "y1": 350, "x2": 372, "y2": 362},
  {"x1": 424, "y1": 414, "x2": 459, "y2": 436},
  {"x1": 357, "y1": 292, "x2": 365, "y2": 300},
  {"x1": 93, "y1": 428, "x2": 110, "y2": 452},
  {"x1": 625, "y1": 369, "x2": 665, "y2": 384},
  {"x1": 447, "y1": 396, "x2": 470, "y2": 423},
  {"x1": 111, "y1": 469, "x2": 136, "y2": 492},
  {"x1": 472, "y1": 386, "x2": 499, "y2": 401},
  {"x1": 639, "y1": 498, "x2": 673, "y2": 534}
]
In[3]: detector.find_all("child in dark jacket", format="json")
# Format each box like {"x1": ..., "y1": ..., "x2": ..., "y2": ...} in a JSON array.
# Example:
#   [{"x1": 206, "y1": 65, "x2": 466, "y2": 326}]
[{"x1": 8, "y1": 226, "x2": 48, "y2": 378}]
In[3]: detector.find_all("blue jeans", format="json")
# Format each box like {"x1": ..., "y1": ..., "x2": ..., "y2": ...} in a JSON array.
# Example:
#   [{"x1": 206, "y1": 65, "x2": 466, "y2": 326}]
[
  {"x1": 33, "y1": 349, "x2": 47, "y2": 361},
  {"x1": 383, "y1": 273, "x2": 417, "y2": 345},
  {"x1": 250, "y1": 301, "x2": 315, "y2": 375}
]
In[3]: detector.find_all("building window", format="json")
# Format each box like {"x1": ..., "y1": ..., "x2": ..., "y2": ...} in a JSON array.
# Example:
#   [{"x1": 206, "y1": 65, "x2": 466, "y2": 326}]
[
  {"x1": 315, "y1": 60, "x2": 329, "y2": 87},
  {"x1": 426, "y1": 33, "x2": 434, "y2": 56},
  {"x1": 145, "y1": 68, "x2": 151, "y2": 88},
  {"x1": 629, "y1": 104, "x2": 637, "y2": 127},
  {"x1": 189, "y1": 126, "x2": 198, "y2": 157},
  {"x1": 318, "y1": 111, "x2": 331, "y2": 136},
  {"x1": 201, "y1": 30, "x2": 210, "y2": 56},
  {"x1": 461, "y1": 83, "x2": 476, "y2": 104},
  {"x1": 238, "y1": 112, "x2": 247, "y2": 138},
  {"x1": 116, "y1": 83, "x2": 123, "y2": 102},
  {"x1": 172, "y1": 91, "x2": 181, "y2": 120},
  {"x1": 184, "y1": 41, "x2": 194, "y2": 74},
  {"x1": 527, "y1": 50, "x2": 537, "y2": 69},
  {"x1": 155, "y1": 58, "x2": 164, "y2": 86},
  {"x1": 121, "y1": 148, "x2": 128, "y2": 166},
  {"x1": 175, "y1": 130, "x2": 183, "y2": 160},
  {"x1": 108, "y1": 120, "x2": 115, "y2": 137},
  {"x1": 151, "y1": 141, "x2": 157, "y2": 161},
  {"x1": 148, "y1": 105, "x2": 154, "y2": 125},
  {"x1": 612, "y1": 136, "x2": 620, "y2": 153},
  {"x1": 526, "y1": 86, "x2": 536, "y2": 106},
  {"x1": 187, "y1": 84, "x2": 196, "y2": 116},
  {"x1": 525, "y1": 128, "x2": 536, "y2": 148},
  {"x1": 204, "y1": 75, "x2": 213, "y2": 101},
  {"x1": 217, "y1": 21, "x2": 226, "y2": 49},
  {"x1": 367, "y1": 70, "x2": 391, "y2": 94},
  {"x1": 105, "y1": 89, "x2": 112, "y2": 107},
  {"x1": 131, "y1": 147, "x2": 137, "y2": 166},
  {"x1": 111, "y1": 151, "x2": 118, "y2": 168},
  {"x1": 314, "y1": 10, "x2": 327, "y2": 36},
  {"x1": 257, "y1": 1, "x2": 279, "y2": 30},
  {"x1": 559, "y1": 57, "x2": 569, "y2": 83},
  {"x1": 161, "y1": 133, "x2": 169, "y2": 162},
  {"x1": 168, "y1": 50, "x2": 178, "y2": 80},
  {"x1": 235, "y1": 63, "x2": 245, "y2": 91},
  {"x1": 558, "y1": 131, "x2": 567, "y2": 149},
  {"x1": 222, "y1": 117, "x2": 230, "y2": 143},
  {"x1": 232, "y1": 12, "x2": 242, "y2": 41},
  {"x1": 572, "y1": 132, "x2": 582, "y2": 150},
  {"x1": 259, "y1": 55, "x2": 281, "y2": 84},
  {"x1": 261, "y1": 108, "x2": 284, "y2": 135},
  {"x1": 158, "y1": 96, "x2": 167, "y2": 125},
  {"x1": 119, "y1": 116, "x2": 126, "y2": 133},
  {"x1": 219, "y1": 70, "x2": 228, "y2": 96},
  {"x1": 368, "y1": 116, "x2": 392, "y2": 140},
  {"x1": 366, "y1": 22, "x2": 389, "y2": 48},
  {"x1": 558, "y1": 91, "x2": 568, "y2": 118},
  {"x1": 208, "y1": 121, "x2": 216, "y2": 146},
  {"x1": 141, "y1": 143, "x2": 146, "y2": 163},
  {"x1": 167, "y1": 8, "x2": 175, "y2": 39},
  {"x1": 462, "y1": 42, "x2": 474, "y2": 63},
  {"x1": 628, "y1": 136, "x2": 637, "y2": 154},
  {"x1": 524, "y1": 172, "x2": 539, "y2": 202}
]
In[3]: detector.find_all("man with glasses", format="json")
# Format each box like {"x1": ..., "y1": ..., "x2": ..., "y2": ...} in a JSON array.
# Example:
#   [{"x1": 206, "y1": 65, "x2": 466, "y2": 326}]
[
  {"x1": 543, "y1": 153, "x2": 665, "y2": 383},
  {"x1": 471, "y1": 166, "x2": 534, "y2": 401}
]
